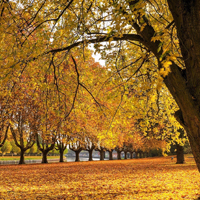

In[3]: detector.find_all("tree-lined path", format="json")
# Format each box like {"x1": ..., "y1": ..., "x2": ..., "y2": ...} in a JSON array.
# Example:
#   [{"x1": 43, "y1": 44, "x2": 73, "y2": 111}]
[{"x1": 1, "y1": 0, "x2": 200, "y2": 198}]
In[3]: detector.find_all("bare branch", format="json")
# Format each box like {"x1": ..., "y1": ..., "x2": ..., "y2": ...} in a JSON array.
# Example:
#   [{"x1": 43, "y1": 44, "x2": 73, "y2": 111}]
[
  {"x1": 51, "y1": 0, "x2": 74, "y2": 32},
  {"x1": 64, "y1": 55, "x2": 79, "y2": 120}
]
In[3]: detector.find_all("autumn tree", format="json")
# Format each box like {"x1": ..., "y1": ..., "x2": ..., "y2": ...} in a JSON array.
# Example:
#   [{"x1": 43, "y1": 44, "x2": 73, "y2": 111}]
[
  {"x1": 36, "y1": 133, "x2": 56, "y2": 163},
  {"x1": 55, "y1": 134, "x2": 68, "y2": 162},
  {"x1": 173, "y1": 128, "x2": 186, "y2": 164},
  {"x1": 9, "y1": 79, "x2": 40, "y2": 164},
  {"x1": 0, "y1": 141, "x2": 12, "y2": 156},
  {"x1": 55, "y1": 119, "x2": 73, "y2": 162},
  {"x1": 69, "y1": 134, "x2": 85, "y2": 162}
]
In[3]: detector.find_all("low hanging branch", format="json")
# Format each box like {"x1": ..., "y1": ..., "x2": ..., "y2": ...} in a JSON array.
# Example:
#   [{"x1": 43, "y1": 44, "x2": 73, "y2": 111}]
[
  {"x1": 63, "y1": 55, "x2": 79, "y2": 121},
  {"x1": 71, "y1": 55, "x2": 102, "y2": 108},
  {"x1": 108, "y1": 52, "x2": 150, "y2": 92}
]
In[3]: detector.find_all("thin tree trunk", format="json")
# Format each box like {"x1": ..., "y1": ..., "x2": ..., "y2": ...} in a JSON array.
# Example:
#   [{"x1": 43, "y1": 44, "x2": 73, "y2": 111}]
[
  {"x1": 100, "y1": 150, "x2": 104, "y2": 160},
  {"x1": 135, "y1": 152, "x2": 138, "y2": 159},
  {"x1": 19, "y1": 150, "x2": 25, "y2": 164},
  {"x1": 59, "y1": 149, "x2": 64, "y2": 162},
  {"x1": 75, "y1": 151, "x2": 80, "y2": 162},
  {"x1": 124, "y1": 151, "x2": 127, "y2": 159},
  {"x1": 176, "y1": 143, "x2": 185, "y2": 164},
  {"x1": 109, "y1": 150, "x2": 113, "y2": 160},
  {"x1": 88, "y1": 149, "x2": 93, "y2": 161},
  {"x1": 117, "y1": 151, "x2": 121, "y2": 160},
  {"x1": 130, "y1": 152, "x2": 133, "y2": 159}
]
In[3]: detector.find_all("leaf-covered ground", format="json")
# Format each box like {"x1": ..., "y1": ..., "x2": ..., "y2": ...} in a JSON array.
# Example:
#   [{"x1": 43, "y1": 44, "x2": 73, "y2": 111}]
[{"x1": 0, "y1": 156, "x2": 200, "y2": 199}]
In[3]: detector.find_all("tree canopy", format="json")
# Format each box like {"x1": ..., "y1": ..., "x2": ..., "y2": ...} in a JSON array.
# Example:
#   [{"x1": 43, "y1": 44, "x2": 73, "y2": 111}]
[{"x1": 0, "y1": 0, "x2": 200, "y2": 170}]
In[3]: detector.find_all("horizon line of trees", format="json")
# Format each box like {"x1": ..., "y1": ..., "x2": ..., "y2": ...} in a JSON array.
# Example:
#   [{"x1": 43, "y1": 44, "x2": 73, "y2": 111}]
[
  {"x1": 0, "y1": 131, "x2": 191, "y2": 164},
  {"x1": 0, "y1": 50, "x2": 188, "y2": 165}
]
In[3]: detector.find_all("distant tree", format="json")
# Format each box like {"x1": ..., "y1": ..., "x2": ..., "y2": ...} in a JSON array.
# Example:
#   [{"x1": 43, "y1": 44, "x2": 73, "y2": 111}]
[
  {"x1": 36, "y1": 133, "x2": 56, "y2": 164},
  {"x1": 10, "y1": 104, "x2": 37, "y2": 164},
  {"x1": 69, "y1": 134, "x2": 85, "y2": 162},
  {"x1": 0, "y1": 141, "x2": 12, "y2": 156},
  {"x1": 55, "y1": 141, "x2": 68, "y2": 162},
  {"x1": 175, "y1": 128, "x2": 186, "y2": 164}
]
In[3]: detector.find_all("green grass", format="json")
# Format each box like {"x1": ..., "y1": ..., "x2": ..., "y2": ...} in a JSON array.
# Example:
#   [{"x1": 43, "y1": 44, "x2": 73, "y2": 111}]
[{"x1": 0, "y1": 156, "x2": 60, "y2": 161}]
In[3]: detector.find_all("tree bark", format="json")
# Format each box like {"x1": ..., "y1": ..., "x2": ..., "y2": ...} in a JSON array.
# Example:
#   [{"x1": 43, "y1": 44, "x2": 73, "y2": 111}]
[
  {"x1": 130, "y1": 152, "x2": 133, "y2": 159},
  {"x1": 164, "y1": 0, "x2": 200, "y2": 172},
  {"x1": 75, "y1": 150, "x2": 81, "y2": 162},
  {"x1": 59, "y1": 149, "x2": 64, "y2": 162},
  {"x1": 124, "y1": 151, "x2": 127, "y2": 159},
  {"x1": 100, "y1": 150, "x2": 104, "y2": 160},
  {"x1": 176, "y1": 143, "x2": 185, "y2": 164},
  {"x1": 88, "y1": 149, "x2": 93, "y2": 161},
  {"x1": 109, "y1": 150, "x2": 113, "y2": 160},
  {"x1": 117, "y1": 151, "x2": 121, "y2": 160},
  {"x1": 135, "y1": 152, "x2": 138, "y2": 159},
  {"x1": 42, "y1": 151, "x2": 48, "y2": 163},
  {"x1": 19, "y1": 149, "x2": 25, "y2": 164}
]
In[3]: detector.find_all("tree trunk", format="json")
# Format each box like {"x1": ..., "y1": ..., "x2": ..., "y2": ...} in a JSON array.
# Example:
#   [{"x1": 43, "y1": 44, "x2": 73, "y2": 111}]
[
  {"x1": 124, "y1": 151, "x2": 127, "y2": 159},
  {"x1": 117, "y1": 151, "x2": 121, "y2": 160},
  {"x1": 165, "y1": 0, "x2": 200, "y2": 172},
  {"x1": 130, "y1": 152, "x2": 133, "y2": 159},
  {"x1": 135, "y1": 152, "x2": 138, "y2": 159},
  {"x1": 75, "y1": 151, "x2": 80, "y2": 162},
  {"x1": 100, "y1": 150, "x2": 104, "y2": 160},
  {"x1": 109, "y1": 150, "x2": 113, "y2": 160},
  {"x1": 88, "y1": 149, "x2": 93, "y2": 161},
  {"x1": 19, "y1": 150, "x2": 25, "y2": 164},
  {"x1": 59, "y1": 149, "x2": 64, "y2": 162},
  {"x1": 42, "y1": 151, "x2": 48, "y2": 163},
  {"x1": 176, "y1": 143, "x2": 185, "y2": 164},
  {"x1": 139, "y1": 151, "x2": 142, "y2": 158}
]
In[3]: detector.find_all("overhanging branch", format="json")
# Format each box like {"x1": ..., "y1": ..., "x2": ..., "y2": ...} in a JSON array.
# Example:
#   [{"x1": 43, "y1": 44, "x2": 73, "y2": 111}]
[{"x1": 47, "y1": 34, "x2": 143, "y2": 54}]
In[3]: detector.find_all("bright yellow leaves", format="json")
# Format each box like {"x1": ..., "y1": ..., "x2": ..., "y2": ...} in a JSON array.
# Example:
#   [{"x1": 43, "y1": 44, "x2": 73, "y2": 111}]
[
  {"x1": 159, "y1": 61, "x2": 172, "y2": 77},
  {"x1": 0, "y1": 156, "x2": 200, "y2": 199}
]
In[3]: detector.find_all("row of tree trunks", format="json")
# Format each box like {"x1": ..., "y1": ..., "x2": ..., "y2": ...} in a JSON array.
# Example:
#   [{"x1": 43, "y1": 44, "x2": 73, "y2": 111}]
[
  {"x1": 13, "y1": 143, "x2": 185, "y2": 164},
  {"x1": 15, "y1": 146, "x2": 185, "y2": 164},
  {"x1": 58, "y1": 144, "x2": 185, "y2": 163}
]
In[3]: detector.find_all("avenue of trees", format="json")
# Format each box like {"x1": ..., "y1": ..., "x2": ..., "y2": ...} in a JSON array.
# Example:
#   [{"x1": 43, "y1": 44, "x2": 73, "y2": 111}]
[{"x1": 0, "y1": 0, "x2": 199, "y2": 171}]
